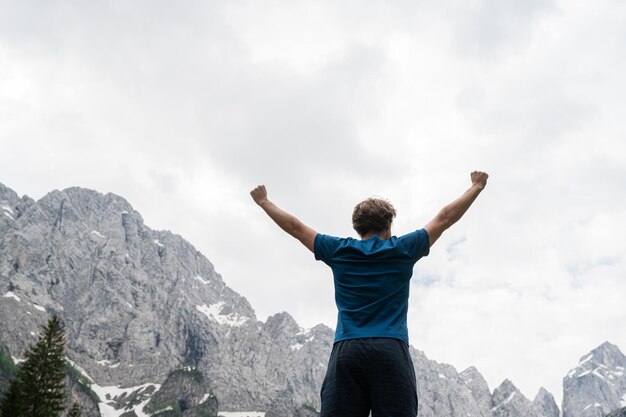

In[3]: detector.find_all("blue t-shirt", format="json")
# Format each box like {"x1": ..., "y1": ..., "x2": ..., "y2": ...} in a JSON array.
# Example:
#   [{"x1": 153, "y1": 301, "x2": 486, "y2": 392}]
[{"x1": 314, "y1": 229, "x2": 430, "y2": 344}]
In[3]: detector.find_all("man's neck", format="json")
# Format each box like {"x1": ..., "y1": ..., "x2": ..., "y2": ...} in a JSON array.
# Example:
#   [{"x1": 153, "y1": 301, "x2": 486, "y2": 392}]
[{"x1": 361, "y1": 229, "x2": 392, "y2": 240}]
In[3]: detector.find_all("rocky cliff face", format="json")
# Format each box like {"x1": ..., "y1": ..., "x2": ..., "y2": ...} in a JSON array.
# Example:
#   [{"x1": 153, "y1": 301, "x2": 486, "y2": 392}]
[
  {"x1": 145, "y1": 368, "x2": 218, "y2": 416},
  {"x1": 411, "y1": 347, "x2": 491, "y2": 417},
  {"x1": 0, "y1": 183, "x2": 624, "y2": 417},
  {"x1": 533, "y1": 387, "x2": 561, "y2": 417},
  {"x1": 0, "y1": 183, "x2": 331, "y2": 415},
  {"x1": 562, "y1": 342, "x2": 626, "y2": 417},
  {"x1": 461, "y1": 366, "x2": 493, "y2": 417}
]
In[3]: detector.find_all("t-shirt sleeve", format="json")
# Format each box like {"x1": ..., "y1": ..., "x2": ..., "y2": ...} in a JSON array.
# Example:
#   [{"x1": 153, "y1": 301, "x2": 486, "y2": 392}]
[
  {"x1": 398, "y1": 229, "x2": 430, "y2": 261},
  {"x1": 314, "y1": 234, "x2": 343, "y2": 264}
]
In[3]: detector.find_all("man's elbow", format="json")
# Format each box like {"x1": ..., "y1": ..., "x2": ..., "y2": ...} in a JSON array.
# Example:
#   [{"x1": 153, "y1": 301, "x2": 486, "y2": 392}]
[
  {"x1": 436, "y1": 209, "x2": 454, "y2": 230},
  {"x1": 285, "y1": 220, "x2": 302, "y2": 238}
]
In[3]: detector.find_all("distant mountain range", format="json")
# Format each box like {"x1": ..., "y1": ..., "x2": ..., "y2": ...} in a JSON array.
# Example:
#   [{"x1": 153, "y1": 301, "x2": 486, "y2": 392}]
[{"x1": 1, "y1": 183, "x2": 625, "y2": 417}]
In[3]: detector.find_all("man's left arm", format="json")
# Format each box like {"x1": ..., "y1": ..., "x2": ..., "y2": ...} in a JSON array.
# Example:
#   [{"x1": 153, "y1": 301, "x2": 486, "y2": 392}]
[{"x1": 250, "y1": 185, "x2": 317, "y2": 253}]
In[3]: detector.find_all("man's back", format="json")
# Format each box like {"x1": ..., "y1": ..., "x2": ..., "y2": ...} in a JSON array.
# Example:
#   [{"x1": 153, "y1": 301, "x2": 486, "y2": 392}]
[{"x1": 314, "y1": 229, "x2": 430, "y2": 343}]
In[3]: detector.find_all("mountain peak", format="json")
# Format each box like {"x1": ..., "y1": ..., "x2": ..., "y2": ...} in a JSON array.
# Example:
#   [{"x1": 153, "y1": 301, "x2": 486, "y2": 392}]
[
  {"x1": 590, "y1": 341, "x2": 625, "y2": 361},
  {"x1": 532, "y1": 387, "x2": 560, "y2": 417},
  {"x1": 535, "y1": 387, "x2": 552, "y2": 399},
  {"x1": 0, "y1": 183, "x2": 34, "y2": 225},
  {"x1": 563, "y1": 342, "x2": 626, "y2": 417},
  {"x1": 42, "y1": 186, "x2": 137, "y2": 216},
  {"x1": 0, "y1": 183, "x2": 19, "y2": 201},
  {"x1": 566, "y1": 341, "x2": 626, "y2": 381},
  {"x1": 264, "y1": 311, "x2": 299, "y2": 330},
  {"x1": 461, "y1": 366, "x2": 479, "y2": 375},
  {"x1": 496, "y1": 379, "x2": 519, "y2": 392}
]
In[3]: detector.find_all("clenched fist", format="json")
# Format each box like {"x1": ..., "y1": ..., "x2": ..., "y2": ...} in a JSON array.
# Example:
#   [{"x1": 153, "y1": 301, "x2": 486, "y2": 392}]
[
  {"x1": 470, "y1": 171, "x2": 489, "y2": 189},
  {"x1": 250, "y1": 185, "x2": 268, "y2": 205}
]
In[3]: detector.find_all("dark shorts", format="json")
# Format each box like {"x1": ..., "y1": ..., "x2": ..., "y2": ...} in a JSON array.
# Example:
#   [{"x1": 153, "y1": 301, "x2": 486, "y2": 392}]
[{"x1": 320, "y1": 338, "x2": 418, "y2": 417}]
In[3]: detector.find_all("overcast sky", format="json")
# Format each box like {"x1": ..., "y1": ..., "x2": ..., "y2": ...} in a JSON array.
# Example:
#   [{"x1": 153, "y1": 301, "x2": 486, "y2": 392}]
[{"x1": 1, "y1": 0, "x2": 625, "y2": 406}]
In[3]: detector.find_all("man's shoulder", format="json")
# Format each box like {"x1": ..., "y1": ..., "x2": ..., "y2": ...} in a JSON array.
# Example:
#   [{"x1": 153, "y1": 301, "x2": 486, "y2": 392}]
[
  {"x1": 395, "y1": 229, "x2": 430, "y2": 259},
  {"x1": 314, "y1": 234, "x2": 351, "y2": 262},
  {"x1": 315, "y1": 233, "x2": 351, "y2": 243}
]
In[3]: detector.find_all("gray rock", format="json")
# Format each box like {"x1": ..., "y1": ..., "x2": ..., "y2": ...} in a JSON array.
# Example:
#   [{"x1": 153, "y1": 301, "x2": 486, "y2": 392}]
[
  {"x1": 146, "y1": 367, "x2": 214, "y2": 414},
  {"x1": 491, "y1": 379, "x2": 534, "y2": 417},
  {"x1": 488, "y1": 380, "x2": 559, "y2": 417},
  {"x1": 184, "y1": 395, "x2": 219, "y2": 417},
  {"x1": 65, "y1": 371, "x2": 102, "y2": 417},
  {"x1": 562, "y1": 342, "x2": 626, "y2": 417},
  {"x1": 606, "y1": 407, "x2": 626, "y2": 417},
  {"x1": 292, "y1": 404, "x2": 320, "y2": 417},
  {"x1": 531, "y1": 387, "x2": 559, "y2": 417},
  {"x1": 411, "y1": 346, "x2": 488, "y2": 417},
  {"x1": 461, "y1": 366, "x2": 493, "y2": 417}
]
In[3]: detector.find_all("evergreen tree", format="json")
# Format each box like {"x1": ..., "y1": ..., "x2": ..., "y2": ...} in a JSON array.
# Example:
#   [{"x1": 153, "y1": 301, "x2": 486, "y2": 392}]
[
  {"x1": 0, "y1": 371, "x2": 25, "y2": 417},
  {"x1": 67, "y1": 402, "x2": 81, "y2": 417},
  {"x1": 0, "y1": 316, "x2": 68, "y2": 417}
]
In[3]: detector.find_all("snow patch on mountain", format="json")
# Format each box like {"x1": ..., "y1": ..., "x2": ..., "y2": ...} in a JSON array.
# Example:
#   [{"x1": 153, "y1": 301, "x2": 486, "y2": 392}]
[
  {"x1": 2, "y1": 291, "x2": 21, "y2": 302},
  {"x1": 195, "y1": 275, "x2": 210, "y2": 285},
  {"x1": 1, "y1": 204, "x2": 14, "y2": 220},
  {"x1": 96, "y1": 360, "x2": 120, "y2": 369},
  {"x1": 196, "y1": 302, "x2": 249, "y2": 327},
  {"x1": 289, "y1": 343, "x2": 303, "y2": 351},
  {"x1": 581, "y1": 354, "x2": 594, "y2": 366},
  {"x1": 91, "y1": 382, "x2": 160, "y2": 417},
  {"x1": 68, "y1": 356, "x2": 159, "y2": 417}
]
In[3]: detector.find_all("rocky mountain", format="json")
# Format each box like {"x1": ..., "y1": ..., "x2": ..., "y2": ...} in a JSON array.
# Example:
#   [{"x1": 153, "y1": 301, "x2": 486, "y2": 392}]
[
  {"x1": 0, "y1": 182, "x2": 624, "y2": 417},
  {"x1": 0, "y1": 183, "x2": 331, "y2": 415},
  {"x1": 562, "y1": 342, "x2": 626, "y2": 417},
  {"x1": 461, "y1": 366, "x2": 493, "y2": 417},
  {"x1": 489, "y1": 379, "x2": 559, "y2": 417}
]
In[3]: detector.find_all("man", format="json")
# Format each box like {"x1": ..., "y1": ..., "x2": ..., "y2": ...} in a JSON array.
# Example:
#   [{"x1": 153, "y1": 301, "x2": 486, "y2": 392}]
[{"x1": 250, "y1": 171, "x2": 489, "y2": 417}]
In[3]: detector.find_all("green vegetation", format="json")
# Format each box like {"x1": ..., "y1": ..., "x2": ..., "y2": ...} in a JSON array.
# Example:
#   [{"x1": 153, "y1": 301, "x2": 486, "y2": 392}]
[
  {"x1": 169, "y1": 366, "x2": 204, "y2": 383},
  {"x1": 65, "y1": 361, "x2": 100, "y2": 405},
  {"x1": 0, "y1": 348, "x2": 18, "y2": 378},
  {"x1": 0, "y1": 316, "x2": 67, "y2": 417},
  {"x1": 149, "y1": 400, "x2": 183, "y2": 416}
]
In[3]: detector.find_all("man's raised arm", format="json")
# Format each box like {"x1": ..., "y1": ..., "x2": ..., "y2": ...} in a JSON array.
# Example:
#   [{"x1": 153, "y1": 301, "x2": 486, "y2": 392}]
[
  {"x1": 250, "y1": 185, "x2": 317, "y2": 253},
  {"x1": 424, "y1": 171, "x2": 489, "y2": 247}
]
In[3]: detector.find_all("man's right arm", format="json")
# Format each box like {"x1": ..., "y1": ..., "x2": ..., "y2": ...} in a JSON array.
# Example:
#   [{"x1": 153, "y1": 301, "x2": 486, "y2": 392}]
[
  {"x1": 424, "y1": 171, "x2": 489, "y2": 247},
  {"x1": 250, "y1": 185, "x2": 317, "y2": 253}
]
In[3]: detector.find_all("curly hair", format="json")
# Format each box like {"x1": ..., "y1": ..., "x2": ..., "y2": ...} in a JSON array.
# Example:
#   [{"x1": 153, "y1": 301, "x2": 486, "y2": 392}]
[{"x1": 352, "y1": 198, "x2": 397, "y2": 237}]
